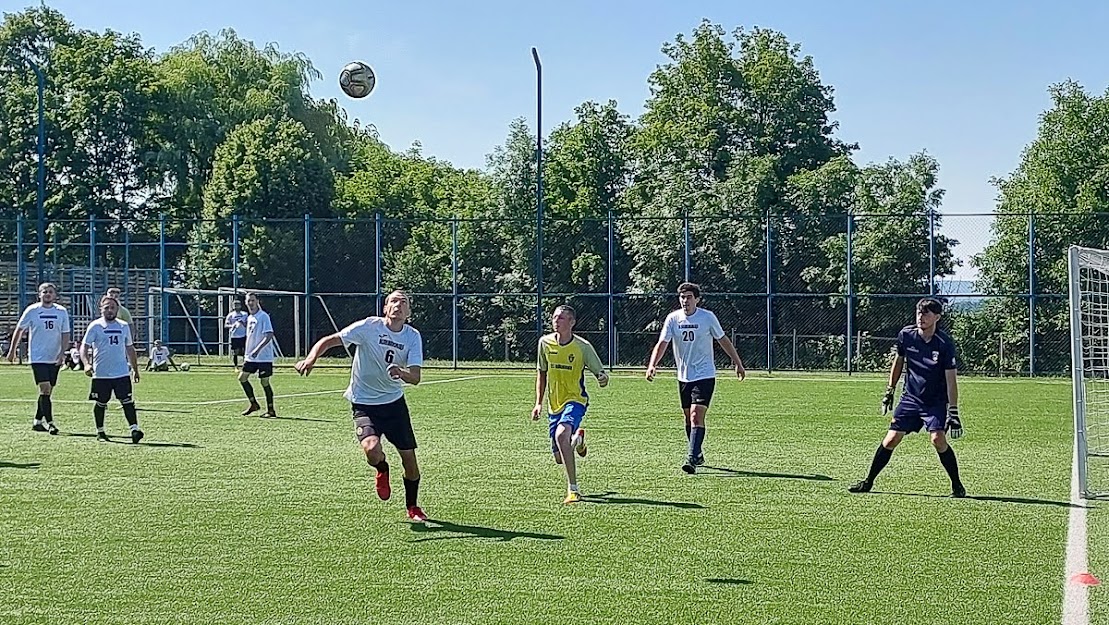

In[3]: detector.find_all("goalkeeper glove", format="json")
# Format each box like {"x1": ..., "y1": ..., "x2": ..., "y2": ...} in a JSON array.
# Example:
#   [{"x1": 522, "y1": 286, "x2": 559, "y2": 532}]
[
  {"x1": 881, "y1": 386, "x2": 895, "y2": 415},
  {"x1": 946, "y1": 405, "x2": 963, "y2": 440}
]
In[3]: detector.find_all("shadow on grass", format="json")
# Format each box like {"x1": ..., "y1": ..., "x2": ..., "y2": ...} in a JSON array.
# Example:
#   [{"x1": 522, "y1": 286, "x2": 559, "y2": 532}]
[
  {"x1": 584, "y1": 491, "x2": 705, "y2": 510},
  {"x1": 0, "y1": 461, "x2": 40, "y2": 469},
  {"x1": 60, "y1": 432, "x2": 201, "y2": 449},
  {"x1": 410, "y1": 519, "x2": 564, "y2": 543},
  {"x1": 267, "y1": 415, "x2": 332, "y2": 424},
  {"x1": 872, "y1": 490, "x2": 1082, "y2": 509},
  {"x1": 135, "y1": 407, "x2": 193, "y2": 414},
  {"x1": 706, "y1": 578, "x2": 753, "y2": 586},
  {"x1": 701, "y1": 465, "x2": 834, "y2": 482}
]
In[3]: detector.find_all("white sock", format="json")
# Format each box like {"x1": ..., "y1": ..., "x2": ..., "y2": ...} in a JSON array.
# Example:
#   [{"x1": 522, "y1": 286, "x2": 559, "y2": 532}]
[
  {"x1": 33, "y1": 418, "x2": 44, "y2": 426},
  {"x1": 129, "y1": 424, "x2": 139, "y2": 432},
  {"x1": 97, "y1": 427, "x2": 106, "y2": 434}
]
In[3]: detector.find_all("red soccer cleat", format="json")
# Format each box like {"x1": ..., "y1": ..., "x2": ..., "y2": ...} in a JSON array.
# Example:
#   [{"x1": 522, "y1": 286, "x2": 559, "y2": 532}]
[
  {"x1": 406, "y1": 506, "x2": 427, "y2": 523},
  {"x1": 375, "y1": 469, "x2": 391, "y2": 501}
]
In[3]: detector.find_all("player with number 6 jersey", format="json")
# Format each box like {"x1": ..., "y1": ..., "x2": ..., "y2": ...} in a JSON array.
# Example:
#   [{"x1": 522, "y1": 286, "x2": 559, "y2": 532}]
[
  {"x1": 646, "y1": 282, "x2": 746, "y2": 474},
  {"x1": 7, "y1": 282, "x2": 71, "y2": 434},
  {"x1": 295, "y1": 290, "x2": 428, "y2": 523}
]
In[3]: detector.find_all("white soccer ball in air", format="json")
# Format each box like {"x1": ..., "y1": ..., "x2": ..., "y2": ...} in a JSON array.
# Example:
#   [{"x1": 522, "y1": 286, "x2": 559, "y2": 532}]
[{"x1": 339, "y1": 61, "x2": 376, "y2": 99}]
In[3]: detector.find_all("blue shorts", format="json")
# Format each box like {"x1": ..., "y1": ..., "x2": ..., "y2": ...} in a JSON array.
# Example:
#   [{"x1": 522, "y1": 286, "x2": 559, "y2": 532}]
[
  {"x1": 890, "y1": 401, "x2": 946, "y2": 434},
  {"x1": 549, "y1": 402, "x2": 587, "y2": 448}
]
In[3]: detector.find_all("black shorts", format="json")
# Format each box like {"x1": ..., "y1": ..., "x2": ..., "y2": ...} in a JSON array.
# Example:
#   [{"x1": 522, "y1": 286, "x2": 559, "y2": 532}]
[
  {"x1": 352, "y1": 398, "x2": 417, "y2": 450},
  {"x1": 230, "y1": 336, "x2": 246, "y2": 354},
  {"x1": 678, "y1": 377, "x2": 716, "y2": 409},
  {"x1": 242, "y1": 361, "x2": 273, "y2": 378},
  {"x1": 31, "y1": 363, "x2": 60, "y2": 386},
  {"x1": 89, "y1": 376, "x2": 134, "y2": 404}
]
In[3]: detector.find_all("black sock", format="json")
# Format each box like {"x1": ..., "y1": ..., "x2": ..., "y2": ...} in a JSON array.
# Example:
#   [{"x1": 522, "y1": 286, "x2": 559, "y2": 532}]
[
  {"x1": 263, "y1": 385, "x2": 274, "y2": 409},
  {"x1": 122, "y1": 402, "x2": 139, "y2": 427},
  {"x1": 403, "y1": 477, "x2": 420, "y2": 508},
  {"x1": 938, "y1": 446, "x2": 962, "y2": 488},
  {"x1": 865, "y1": 445, "x2": 894, "y2": 483},
  {"x1": 38, "y1": 398, "x2": 53, "y2": 423},
  {"x1": 372, "y1": 460, "x2": 389, "y2": 474},
  {"x1": 241, "y1": 381, "x2": 257, "y2": 403},
  {"x1": 34, "y1": 397, "x2": 43, "y2": 421},
  {"x1": 233, "y1": 354, "x2": 239, "y2": 368},
  {"x1": 689, "y1": 426, "x2": 706, "y2": 460},
  {"x1": 685, "y1": 418, "x2": 691, "y2": 440},
  {"x1": 94, "y1": 404, "x2": 106, "y2": 430}
]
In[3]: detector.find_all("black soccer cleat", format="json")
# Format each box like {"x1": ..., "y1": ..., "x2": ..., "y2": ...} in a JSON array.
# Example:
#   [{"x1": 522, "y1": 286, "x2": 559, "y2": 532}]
[
  {"x1": 241, "y1": 402, "x2": 261, "y2": 417},
  {"x1": 848, "y1": 479, "x2": 873, "y2": 493},
  {"x1": 47, "y1": 423, "x2": 59, "y2": 436},
  {"x1": 681, "y1": 459, "x2": 696, "y2": 474},
  {"x1": 951, "y1": 484, "x2": 966, "y2": 498},
  {"x1": 96, "y1": 432, "x2": 110, "y2": 442},
  {"x1": 32, "y1": 423, "x2": 48, "y2": 433},
  {"x1": 131, "y1": 429, "x2": 144, "y2": 444}
]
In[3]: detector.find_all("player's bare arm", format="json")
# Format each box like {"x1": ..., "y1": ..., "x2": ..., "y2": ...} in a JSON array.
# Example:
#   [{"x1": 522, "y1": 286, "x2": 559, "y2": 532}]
[
  {"x1": 251, "y1": 331, "x2": 275, "y2": 359},
  {"x1": 388, "y1": 364, "x2": 421, "y2": 385},
  {"x1": 296, "y1": 334, "x2": 344, "y2": 376},
  {"x1": 645, "y1": 339, "x2": 669, "y2": 381},
  {"x1": 532, "y1": 369, "x2": 547, "y2": 420},
  {"x1": 128, "y1": 344, "x2": 141, "y2": 383},
  {"x1": 715, "y1": 335, "x2": 746, "y2": 380},
  {"x1": 945, "y1": 369, "x2": 959, "y2": 407},
  {"x1": 81, "y1": 342, "x2": 94, "y2": 376},
  {"x1": 6, "y1": 327, "x2": 24, "y2": 362},
  {"x1": 57, "y1": 331, "x2": 71, "y2": 365}
]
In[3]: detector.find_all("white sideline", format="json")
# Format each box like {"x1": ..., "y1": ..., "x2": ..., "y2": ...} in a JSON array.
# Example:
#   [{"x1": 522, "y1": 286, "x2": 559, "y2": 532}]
[
  {"x1": 1063, "y1": 440, "x2": 1090, "y2": 625},
  {"x1": 2, "y1": 375, "x2": 484, "y2": 406}
]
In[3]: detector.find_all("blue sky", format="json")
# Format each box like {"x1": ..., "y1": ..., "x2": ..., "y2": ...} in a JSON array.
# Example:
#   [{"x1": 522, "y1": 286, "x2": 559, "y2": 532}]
[{"x1": 15, "y1": 0, "x2": 1109, "y2": 278}]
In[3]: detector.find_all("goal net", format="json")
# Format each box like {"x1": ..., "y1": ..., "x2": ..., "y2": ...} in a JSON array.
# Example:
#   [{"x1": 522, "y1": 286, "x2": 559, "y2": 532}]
[
  {"x1": 1069, "y1": 245, "x2": 1109, "y2": 498},
  {"x1": 146, "y1": 287, "x2": 348, "y2": 366}
]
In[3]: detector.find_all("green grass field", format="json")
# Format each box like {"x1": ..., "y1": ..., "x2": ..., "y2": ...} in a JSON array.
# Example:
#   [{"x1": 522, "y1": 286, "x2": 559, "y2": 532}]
[{"x1": 0, "y1": 366, "x2": 1096, "y2": 624}]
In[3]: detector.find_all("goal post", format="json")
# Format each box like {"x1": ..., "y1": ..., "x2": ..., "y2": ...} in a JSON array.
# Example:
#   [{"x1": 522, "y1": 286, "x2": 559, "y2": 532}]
[{"x1": 1068, "y1": 245, "x2": 1109, "y2": 498}]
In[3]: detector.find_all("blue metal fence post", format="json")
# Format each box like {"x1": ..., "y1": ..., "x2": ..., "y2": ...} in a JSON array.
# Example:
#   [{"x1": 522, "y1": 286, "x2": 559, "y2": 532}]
[
  {"x1": 231, "y1": 214, "x2": 240, "y2": 294},
  {"x1": 16, "y1": 214, "x2": 26, "y2": 315},
  {"x1": 765, "y1": 212, "x2": 774, "y2": 373},
  {"x1": 683, "y1": 213, "x2": 692, "y2": 283},
  {"x1": 451, "y1": 218, "x2": 459, "y2": 369},
  {"x1": 159, "y1": 213, "x2": 168, "y2": 344},
  {"x1": 928, "y1": 207, "x2": 937, "y2": 296},
  {"x1": 304, "y1": 214, "x2": 311, "y2": 354},
  {"x1": 532, "y1": 47, "x2": 544, "y2": 346},
  {"x1": 1028, "y1": 213, "x2": 1036, "y2": 376},
  {"x1": 375, "y1": 212, "x2": 384, "y2": 313},
  {"x1": 846, "y1": 212, "x2": 855, "y2": 374},
  {"x1": 123, "y1": 227, "x2": 130, "y2": 296},
  {"x1": 607, "y1": 209, "x2": 616, "y2": 369},
  {"x1": 88, "y1": 214, "x2": 97, "y2": 297}
]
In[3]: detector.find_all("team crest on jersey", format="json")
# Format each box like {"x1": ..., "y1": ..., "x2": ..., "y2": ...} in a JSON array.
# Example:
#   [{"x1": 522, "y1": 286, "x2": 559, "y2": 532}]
[
  {"x1": 568, "y1": 354, "x2": 575, "y2": 363},
  {"x1": 932, "y1": 351, "x2": 940, "y2": 362}
]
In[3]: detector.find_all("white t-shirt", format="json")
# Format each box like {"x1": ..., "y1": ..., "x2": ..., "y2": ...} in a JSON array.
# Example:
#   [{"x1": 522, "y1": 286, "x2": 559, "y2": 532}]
[
  {"x1": 225, "y1": 311, "x2": 248, "y2": 339},
  {"x1": 659, "y1": 307, "x2": 726, "y2": 383},
  {"x1": 245, "y1": 310, "x2": 275, "y2": 363},
  {"x1": 16, "y1": 303, "x2": 71, "y2": 363},
  {"x1": 339, "y1": 316, "x2": 423, "y2": 405},
  {"x1": 82, "y1": 318, "x2": 133, "y2": 379},
  {"x1": 151, "y1": 346, "x2": 170, "y2": 366}
]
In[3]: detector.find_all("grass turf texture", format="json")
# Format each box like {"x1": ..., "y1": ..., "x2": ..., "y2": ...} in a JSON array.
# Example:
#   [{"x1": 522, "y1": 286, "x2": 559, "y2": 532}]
[{"x1": 0, "y1": 366, "x2": 1087, "y2": 624}]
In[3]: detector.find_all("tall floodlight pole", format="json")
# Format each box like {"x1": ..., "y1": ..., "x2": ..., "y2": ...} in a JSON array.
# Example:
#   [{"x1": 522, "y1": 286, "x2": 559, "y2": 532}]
[{"x1": 532, "y1": 47, "x2": 544, "y2": 341}]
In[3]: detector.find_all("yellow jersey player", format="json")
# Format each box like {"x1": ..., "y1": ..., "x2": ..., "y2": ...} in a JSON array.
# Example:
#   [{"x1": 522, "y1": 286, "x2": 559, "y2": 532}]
[{"x1": 531, "y1": 305, "x2": 609, "y2": 504}]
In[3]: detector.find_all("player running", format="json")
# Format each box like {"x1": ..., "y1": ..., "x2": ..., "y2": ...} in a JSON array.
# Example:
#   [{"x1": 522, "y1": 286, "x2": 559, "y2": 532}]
[
  {"x1": 225, "y1": 299, "x2": 248, "y2": 369},
  {"x1": 295, "y1": 290, "x2": 428, "y2": 523},
  {"x1": 848, "y1": 297, "x2": 965, "y2": 497},
  {"x1": 531, "y1": 305, "x2": 609, "y2": 504},
  {"x1": 7, "y1": 282, "x2": 71, "y2": 434},
  {"x1": 81, "y1": 296, "x2": 143, "y2": 443},
  {"x1": 646, "y1": 282, "x2": 745, "y2": 474},
  {"x1": 239, "y1": 292, "x2": 277, "y2": 418}
]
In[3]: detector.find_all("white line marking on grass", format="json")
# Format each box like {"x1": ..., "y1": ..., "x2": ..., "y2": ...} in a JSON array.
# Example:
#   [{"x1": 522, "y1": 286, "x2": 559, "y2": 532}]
[
  {"x1": 1063, "y1": 440, "x2": 1092, "y2": 625},
  {"x1": 2, "y1": 375, "x2": 485, "y2": 406}
]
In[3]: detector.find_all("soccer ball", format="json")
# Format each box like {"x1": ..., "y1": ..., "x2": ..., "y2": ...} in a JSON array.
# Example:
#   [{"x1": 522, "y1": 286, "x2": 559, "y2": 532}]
[
  {"x1": 181, "y1": 363, "x2": 191, "y2": 372},
  {"x1": 339, "y1": 61, "x2": 376, "y2": 99}
]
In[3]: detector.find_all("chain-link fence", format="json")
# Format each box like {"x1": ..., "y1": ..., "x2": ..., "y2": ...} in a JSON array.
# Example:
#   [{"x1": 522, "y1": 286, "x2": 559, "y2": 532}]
[{"x1": 0, "y1": 211, "x2": 1102, "y2": 374}]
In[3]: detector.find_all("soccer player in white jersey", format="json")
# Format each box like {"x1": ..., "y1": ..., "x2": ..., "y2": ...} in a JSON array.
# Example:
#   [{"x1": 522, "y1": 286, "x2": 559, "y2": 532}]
[
  {"x1": 145, "y1": 340, "x2": 178, "y2": 372},
  {"x1": 81, "y1": 296, "x2": 143, "y2": 443},
  {"x1": 646, "y1": 282, "x2": 746, "y2": 474},
  {"x1": 239, "y1": 292, "x2": 277, "y2": 418},
  {"x1": 295, "y1": 290, "x2": 428, "y2": 523},
  {"x1": 7, "y1": 282, "x2": 71, "y2": 434},
  {"x1": 225, "y1": 299, "x2": 249, "y2": 369}
]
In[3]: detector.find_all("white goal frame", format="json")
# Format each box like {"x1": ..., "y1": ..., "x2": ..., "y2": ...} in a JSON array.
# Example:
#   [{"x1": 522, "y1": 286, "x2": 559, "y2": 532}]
[{"x1": 1068, "y1": 245, "x2": 1109, "y2": 498}]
